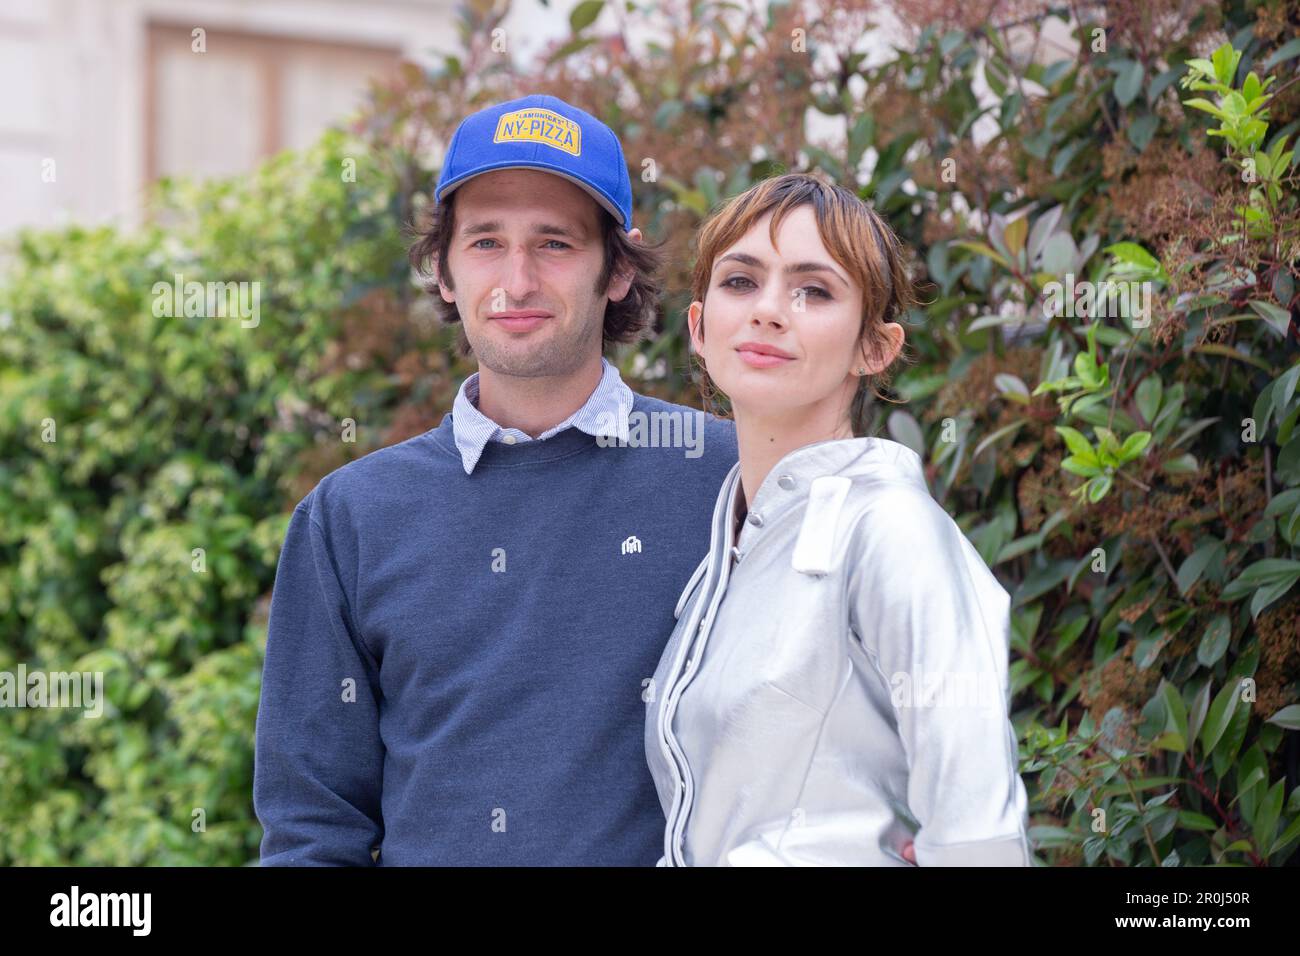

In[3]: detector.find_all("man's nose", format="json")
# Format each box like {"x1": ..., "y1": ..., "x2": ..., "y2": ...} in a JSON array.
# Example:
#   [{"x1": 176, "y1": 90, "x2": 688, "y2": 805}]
[{"x1": 499, "y1": 248, "x2": 542, "y2": 301}]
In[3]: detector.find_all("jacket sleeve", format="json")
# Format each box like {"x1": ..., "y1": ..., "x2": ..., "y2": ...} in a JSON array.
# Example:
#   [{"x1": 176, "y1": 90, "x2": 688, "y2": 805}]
[
  {"x1": 845, "y1": 484, "x2": 1032, "y2": 866},
  {"x1": 254, "y1": 493, "x2": 385, "y2": 865}
]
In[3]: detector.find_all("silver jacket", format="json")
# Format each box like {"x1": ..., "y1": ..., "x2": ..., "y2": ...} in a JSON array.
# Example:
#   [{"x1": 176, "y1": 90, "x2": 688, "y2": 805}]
[{"x1": 644, "y1": 436, "x2": 1032, "y2": 866}]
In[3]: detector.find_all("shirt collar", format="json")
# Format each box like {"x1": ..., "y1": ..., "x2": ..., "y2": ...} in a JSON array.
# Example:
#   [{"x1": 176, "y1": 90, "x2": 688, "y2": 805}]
[{"x1": 450, "y1": 356, "x2": 636, "y2": 475}]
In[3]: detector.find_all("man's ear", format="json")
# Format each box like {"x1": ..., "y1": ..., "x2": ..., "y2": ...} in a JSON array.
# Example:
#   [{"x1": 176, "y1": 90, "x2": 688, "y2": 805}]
[
  {"x1": 436, "y1": 270, "x2": 455, "y2": 305},
  {"x1": 605, "y1": 227, "x2": 643, "y2": 303}
]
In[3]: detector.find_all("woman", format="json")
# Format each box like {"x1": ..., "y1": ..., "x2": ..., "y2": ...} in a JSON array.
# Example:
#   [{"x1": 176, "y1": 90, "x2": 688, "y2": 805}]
[{"x1": 644, "y1": 173, "x2": 1032, "y2": 866}]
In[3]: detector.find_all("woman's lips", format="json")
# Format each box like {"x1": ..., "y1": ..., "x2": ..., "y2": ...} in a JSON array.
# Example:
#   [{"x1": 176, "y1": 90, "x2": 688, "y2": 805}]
[{"x1": 737, "y1": 347, "x2": 794, "y2": 368}]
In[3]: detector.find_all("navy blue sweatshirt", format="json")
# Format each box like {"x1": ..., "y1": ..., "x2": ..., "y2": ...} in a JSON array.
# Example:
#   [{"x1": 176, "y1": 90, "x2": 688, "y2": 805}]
[{"x1": 253, "y1": 393, "x2": 738, "y2": 865}]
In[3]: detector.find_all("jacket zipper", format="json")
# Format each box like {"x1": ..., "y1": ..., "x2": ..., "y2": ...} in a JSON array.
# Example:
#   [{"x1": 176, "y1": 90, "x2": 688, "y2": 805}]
[{"x1": 657, "y1": 469, "x2": 739, "y2": 865}]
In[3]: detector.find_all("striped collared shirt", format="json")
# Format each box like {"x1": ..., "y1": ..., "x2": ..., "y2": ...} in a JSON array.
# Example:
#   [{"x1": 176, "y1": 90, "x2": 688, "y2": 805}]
[{"x1": 450, "y1": 356, "x2": 636, "y2": 475}]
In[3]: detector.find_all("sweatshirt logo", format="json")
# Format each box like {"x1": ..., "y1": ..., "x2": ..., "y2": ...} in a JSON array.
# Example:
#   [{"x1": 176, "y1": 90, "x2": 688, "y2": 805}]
[
  {"x1": 493, "y1": 108, "x2": 581, "y2": 156},
  {"x1": 621, "y1": 535, "x2": 642, "y2": 555}
]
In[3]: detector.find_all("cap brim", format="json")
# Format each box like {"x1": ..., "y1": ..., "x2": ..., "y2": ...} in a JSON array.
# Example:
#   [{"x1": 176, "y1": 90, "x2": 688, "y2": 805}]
[{"x1": 437, "y1": 163, "x2": 628, "y2": 229}]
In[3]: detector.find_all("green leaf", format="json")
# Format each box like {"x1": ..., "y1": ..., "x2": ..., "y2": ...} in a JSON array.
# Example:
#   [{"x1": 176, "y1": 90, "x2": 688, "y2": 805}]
[
  {"x1": 1135, "y1": 375, "x2": 1162, "y2": 425},
  {"x1": 1183, "y1": 97, "x2": 1227, "y2": 120},
  {"x1": 1262, "y1": 37, "x2": 1300, "y2": 70},
  {"x1": 1196, "y1": 614, "x2": 1232, "y2": 667},
  {"x1": 1105, "y1": 241, "x2": 1163, "y2": 274},
  {"x1": 1187, "y1": 682, "x2": 1212, "y2": 746},
  {"x1": 1061, "y1": 456, "x2": 1104, "y2": 477},
  {"x1": 1265, "y1": 705, "x2": 1300, "y2": 730},
  {"x1": 1127, "y1": 114, "x2": 1159, "y2": 151},
  {"x1": 1118, "y1": 431, "x2": 1151, "y2": 461},
  {"x1": 1177, "y1": 810, "x2": 1218, "y2": 832},
  {"x1": 848, "y1": 113, "x2": 876, "y2": 166},
  {"x1": 569, "y1": 0, "x2": 605, "y2": 32},
  {"x1": 1199, "y1": 679, "x2": 1242, "y2": 756},
  {"x1": 953, "y1": 240, "x2": 1010, "y2": 268},
  {"x1": 1087, "y1": 474, "x2": 1113, "y2": 502},
  {"x1": 1004, "y1": 216, "x2": 1028, "y2": 258},
  {"x1": 1249, "y1": 299, "x2": 1293, "y2": 338},
  {"x1": 969, "y1": 312, "x2": 1031, "y2": 332},
  {"x1": 1250, "y1": 573, "x2": 1300, "y2": 618},
  {"x1": 1054, "y1": 425, "x2": 1094, "y2": 459},
  {"x1": 1051, "y1": 140, "x2": 1086, "y2": 177},
  {"x1": 1159, "y1": 679, "x2": 1189, "y2": 745},
  {"x1": 1162, "y1": 453, "x2": 1199, "y2": 474},
  {"x1": 1115, "y1": 60, "x2": 1144, "y2": 106},
  {"x1": 1211, "y1": 43, "x2": 1241, "y2": 86},
  {"x1": 1253, "y1": 779, "x2": 1284, "y2": 858},
  {"x1": 1270, "y1": 814, "x2": 1300, "y2": 858},
  {"x1": 993, "y1": 374, "x2": 1030, "y2": 404},
  {"x1": 1177, "y1": 543, "x2": 1222, "y2": 596},
  {"x1": 1148, "y1": 66, "x2": 1185, "y2": 103}
]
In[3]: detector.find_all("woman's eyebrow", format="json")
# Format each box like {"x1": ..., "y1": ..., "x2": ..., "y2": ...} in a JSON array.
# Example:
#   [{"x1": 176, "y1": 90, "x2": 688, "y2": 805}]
[{"x1": 715, "y1": 251, "x2": 848, "y2": 286}]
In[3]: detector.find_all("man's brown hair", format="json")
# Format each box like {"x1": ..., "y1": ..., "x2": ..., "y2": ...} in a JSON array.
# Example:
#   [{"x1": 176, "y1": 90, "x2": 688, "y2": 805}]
[
  {"x1": 408, "y1": 187, "x2": 666, "y2": 357},
  {"x1": 687, "y1": 172, "x2": 917, "y2": 433}
]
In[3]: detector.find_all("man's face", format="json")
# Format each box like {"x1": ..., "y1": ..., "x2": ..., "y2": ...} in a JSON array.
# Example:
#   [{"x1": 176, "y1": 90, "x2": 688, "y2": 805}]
[{"x1": 439, "y1": 168, "x2": 628, "y2": 378}]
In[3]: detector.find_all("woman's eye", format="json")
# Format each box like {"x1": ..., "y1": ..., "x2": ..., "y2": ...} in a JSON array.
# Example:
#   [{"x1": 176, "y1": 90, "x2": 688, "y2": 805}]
[
  {"x1": 801, "y1": 286, "x2": 831, "y2": 299},
  {"x1": 721, "y1": 275, "x2": 756, "y2": 290}
]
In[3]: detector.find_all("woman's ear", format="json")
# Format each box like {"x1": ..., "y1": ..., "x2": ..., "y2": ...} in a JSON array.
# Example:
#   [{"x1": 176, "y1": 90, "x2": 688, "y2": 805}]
[
  {"x1": 687, "y1": 300, "x2": 705, "y2": 355},
  {"x1": 859, "y1": 321, "x2": 905, "y2": 374}
]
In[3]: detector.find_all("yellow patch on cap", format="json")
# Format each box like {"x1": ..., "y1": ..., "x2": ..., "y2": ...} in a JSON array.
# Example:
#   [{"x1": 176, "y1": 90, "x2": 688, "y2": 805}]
[{"x1": 492, "y1": 108, "x2": 582, "y2": 156}]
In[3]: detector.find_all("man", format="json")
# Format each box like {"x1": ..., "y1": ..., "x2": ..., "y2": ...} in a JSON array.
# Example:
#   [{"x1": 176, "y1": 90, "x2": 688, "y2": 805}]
[{"x1": 253, "y1": 94, "x2": 739, "y2": 865}]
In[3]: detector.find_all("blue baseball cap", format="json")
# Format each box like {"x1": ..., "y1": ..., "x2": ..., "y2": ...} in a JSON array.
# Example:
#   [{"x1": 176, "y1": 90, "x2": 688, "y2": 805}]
[{"x1": 434, "y1": 94, "x2": 634, "y2": 232}]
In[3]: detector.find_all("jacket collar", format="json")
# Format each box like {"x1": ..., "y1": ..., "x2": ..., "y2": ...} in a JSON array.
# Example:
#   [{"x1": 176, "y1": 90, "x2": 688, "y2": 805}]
[{"x1": 723, "y1": 436, "x2": 927, "y2": 565}]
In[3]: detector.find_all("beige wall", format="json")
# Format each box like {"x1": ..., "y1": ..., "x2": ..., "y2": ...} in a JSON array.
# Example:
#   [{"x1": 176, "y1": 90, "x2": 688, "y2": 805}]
[
  {"x1": 145, "y1": 22, "x2": 403, "y2": 183},
  {"x1": 0, "y1": 0, "x2": 460, "y2": 235}
]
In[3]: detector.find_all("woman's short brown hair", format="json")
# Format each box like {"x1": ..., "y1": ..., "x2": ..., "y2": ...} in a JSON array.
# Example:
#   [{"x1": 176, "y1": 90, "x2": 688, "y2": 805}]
[
  {"x1": 408, "y1": 188, "x2": 665, "y2": 357},
  {"x1": 687, "y1": 172, "x2": 917, "y2": 434}
]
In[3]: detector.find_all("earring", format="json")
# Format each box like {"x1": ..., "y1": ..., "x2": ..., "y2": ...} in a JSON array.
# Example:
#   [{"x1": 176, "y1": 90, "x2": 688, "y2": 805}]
[{"x1": 857, "y1": 367, "x2": 866, "y2": 375}]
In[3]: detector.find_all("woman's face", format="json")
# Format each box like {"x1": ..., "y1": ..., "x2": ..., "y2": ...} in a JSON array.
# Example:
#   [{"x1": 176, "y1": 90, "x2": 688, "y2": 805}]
[{"x1": 689, "y1": 204, "x2": 885, "y2": 423}]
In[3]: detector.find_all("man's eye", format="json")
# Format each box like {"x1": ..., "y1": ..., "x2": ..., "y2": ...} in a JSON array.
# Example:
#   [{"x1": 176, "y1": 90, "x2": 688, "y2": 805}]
[
  {"x1": 721, "y1": 275, "x2": 756, "y2": 290},
  {"x1": 543, "y1": 239, "x2": 571, "y2": 250},
  {"x1": 471, "y1": 239, "x2": 498, "y2": 249}
]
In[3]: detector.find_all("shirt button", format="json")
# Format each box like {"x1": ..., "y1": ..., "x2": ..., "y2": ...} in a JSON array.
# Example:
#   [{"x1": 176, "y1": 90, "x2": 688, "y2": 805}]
[
  {"x1": 777, "y1": 474, "x2": 796, "y2": 490},
  {"x1": 747, "y1": 511, "x2": 764, "y2": 527},
  {"x1": 502, "y1": 434, "x2": 517, "y2": 445}
]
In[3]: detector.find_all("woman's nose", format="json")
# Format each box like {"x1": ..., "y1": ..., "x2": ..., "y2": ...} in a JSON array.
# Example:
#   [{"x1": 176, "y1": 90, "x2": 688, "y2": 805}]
[{"x1": 749, "y1": 282, "x2": 788, "y2": 327}]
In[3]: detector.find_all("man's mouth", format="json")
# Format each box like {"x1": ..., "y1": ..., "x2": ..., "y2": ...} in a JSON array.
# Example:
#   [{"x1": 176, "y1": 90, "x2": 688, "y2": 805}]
[{"x1": 489, "y1": 311, "x2": 553, "y2": 333}]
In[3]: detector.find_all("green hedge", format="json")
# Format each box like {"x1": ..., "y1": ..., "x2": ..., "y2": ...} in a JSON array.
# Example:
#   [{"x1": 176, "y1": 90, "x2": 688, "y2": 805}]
[{"x1": 0, "y1": 129, "x2": 417, "y2": 864}]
